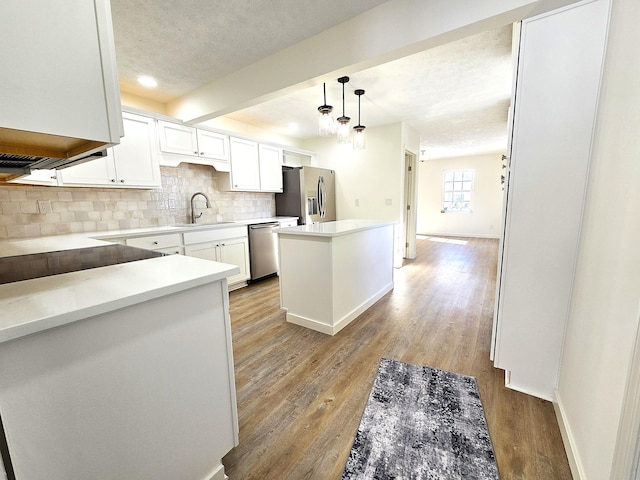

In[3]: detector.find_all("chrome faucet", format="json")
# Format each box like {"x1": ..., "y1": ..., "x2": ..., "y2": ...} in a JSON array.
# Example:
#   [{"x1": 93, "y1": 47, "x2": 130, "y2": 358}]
[{"x1": 190, "y1": 192, "x2": 211, "y2": 224}]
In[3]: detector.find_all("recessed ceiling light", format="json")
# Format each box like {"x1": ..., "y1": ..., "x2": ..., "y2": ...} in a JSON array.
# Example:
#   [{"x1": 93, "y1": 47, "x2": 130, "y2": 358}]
[
  {"x1": 288, "y1": 122, "x2": 299, "y2": 132},
  {"x1": 137, "y1": 75, "x2": 158, "y2": 88}
]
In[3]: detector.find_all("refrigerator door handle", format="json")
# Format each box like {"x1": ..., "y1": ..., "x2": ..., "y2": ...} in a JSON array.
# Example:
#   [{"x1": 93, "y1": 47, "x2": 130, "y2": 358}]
[{"x1": 318, "y1": 175, "x2": 326, "y2": 219}]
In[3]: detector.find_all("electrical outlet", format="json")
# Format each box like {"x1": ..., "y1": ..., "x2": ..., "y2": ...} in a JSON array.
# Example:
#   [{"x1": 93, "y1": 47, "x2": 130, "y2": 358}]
[
  {"x1": 355, "y1": 198, "x2": 360, "y2": 207},
  {"x1": 385, "y1": 198, "x2": 392, "y2": 206},
  {"x1": 37, "y1": 200, "x2": 52, "y2": 214}
]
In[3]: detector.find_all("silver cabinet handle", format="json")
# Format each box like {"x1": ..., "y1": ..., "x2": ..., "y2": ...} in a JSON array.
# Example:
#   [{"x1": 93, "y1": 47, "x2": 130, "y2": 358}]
[
  {"x1": 120, "y1": 179, "x2": 125, "y2": 183},
  {"x1": 111, "y1": 179, "x2": 116, "y2": 183}
]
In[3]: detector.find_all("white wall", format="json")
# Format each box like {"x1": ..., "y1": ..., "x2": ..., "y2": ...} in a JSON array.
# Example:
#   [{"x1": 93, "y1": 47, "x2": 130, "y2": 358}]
[
  {"x1": 416, "y1": 152, "x2": 504, "y2": 238},
  {"x1": 303, "y1": 123, "x2": 406, "y2": 222},
  {"x1": 556, "y1": 0, "x2": 640, "y2": 478},
  {"x1": 303, "y1": 122, "x2": 419, "y2": 266}
]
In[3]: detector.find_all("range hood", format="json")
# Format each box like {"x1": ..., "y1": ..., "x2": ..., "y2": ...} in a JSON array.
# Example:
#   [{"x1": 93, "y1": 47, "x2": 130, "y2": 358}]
[
  {"x1": 1, "y1": 0, "x2": 123, "y2": 180},
  {"x1": 0, "y1": 127, "x2": 112, "y2": 176}
]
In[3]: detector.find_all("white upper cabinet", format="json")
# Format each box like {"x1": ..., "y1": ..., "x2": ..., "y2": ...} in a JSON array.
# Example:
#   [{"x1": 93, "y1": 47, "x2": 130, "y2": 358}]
[
  {"x1": 60, "y1": 113, "x2": 160, "y2": 188},
  {"x1": 196, "y1": 129, "x2": 230, "y2": 160},
  {"x1": 7, "y1": 169, "x2": 59, "y2": 187},
  {"x1": 0, "y1": 0, "x2": 122, "y2": 160},
  {"x1": 228, "y1": 137, "x2": 261, "y2": 191},
  {"x1": 157, "y1": 121, "x2": 230, "y2": 169},
  {"x1": 158, "y1": 121, "x2": 199, "y2": 156},
  {"x1": 258, "y1": 144, "x2": 283, "y2": 192},
  {"x1": 221, "y1": 138, "x2": 283, "y2": 192}
]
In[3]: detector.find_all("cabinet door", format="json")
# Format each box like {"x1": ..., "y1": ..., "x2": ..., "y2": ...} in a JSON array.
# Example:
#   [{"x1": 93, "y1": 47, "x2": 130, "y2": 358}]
[
  {"x1": 184, "y1": 243, "x2": 219, "y2": 262},
  {"x1": 158, "y1": 121, "x2": 198, "y2": 156},
  {"x1": 58, "y1": 150, "x2": 116, "y2": 186},
  {"x1": 8, "y1": 169, "x2": 59, "y2": 186},
  {"x1": 112, "y1": 113, "x2": 161, "y2": 187},
  {"x1": 229, "y1": 137, "x2": 260, "y2": 191},
  {"x1": 197, "y1": 129, "x2": 229, "y2": 160},
  {"x1": 219, "y1": 237, "x2": 250, "y2": 285},
  {"x1": 258, "y1": 144, "x2": 283, "y2": 192}
]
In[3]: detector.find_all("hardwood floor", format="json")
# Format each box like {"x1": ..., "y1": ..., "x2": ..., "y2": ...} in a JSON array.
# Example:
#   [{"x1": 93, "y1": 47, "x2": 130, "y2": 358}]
[{"x1": 223, "y1": 236, "x2": 572, "y2": 480}]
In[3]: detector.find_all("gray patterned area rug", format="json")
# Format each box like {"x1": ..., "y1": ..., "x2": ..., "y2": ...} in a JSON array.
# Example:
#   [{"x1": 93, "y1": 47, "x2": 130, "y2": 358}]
[{"x1": 341, "y1": 358, "x2": 499, "y2": 479}]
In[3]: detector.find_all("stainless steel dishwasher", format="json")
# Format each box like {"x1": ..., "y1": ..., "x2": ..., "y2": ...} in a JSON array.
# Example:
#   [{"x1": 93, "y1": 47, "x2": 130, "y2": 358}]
[{"x1": 248, "y1": 222, "x2": 280, "y2": 281}]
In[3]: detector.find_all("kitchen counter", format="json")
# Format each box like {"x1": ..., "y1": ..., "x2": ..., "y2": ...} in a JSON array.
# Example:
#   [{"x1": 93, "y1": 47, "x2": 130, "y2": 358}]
[
  {"x1": 276, "y1": 220, "x2": 395, "y2": 335},
  {"x1": 274, "y1": 218, "x2": 395, "y2": 237},
  {"x1": 0, "y1": 229, "x2": 240, "y2": 479}
]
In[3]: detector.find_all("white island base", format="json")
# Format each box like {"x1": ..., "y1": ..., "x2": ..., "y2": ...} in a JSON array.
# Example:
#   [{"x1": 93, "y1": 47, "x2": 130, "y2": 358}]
[
  {"x1": 0, "y1": 254, "x2": 239, "y2": 480},
  {"x1": 276, "y1": 220, "x2": 395, "y2": 335}
]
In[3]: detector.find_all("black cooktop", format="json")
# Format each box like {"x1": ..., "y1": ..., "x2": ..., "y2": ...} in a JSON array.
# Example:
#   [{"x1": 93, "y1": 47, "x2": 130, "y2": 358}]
[{"x1": 0, "y1": 244, "x2": 166, "y2": 285}]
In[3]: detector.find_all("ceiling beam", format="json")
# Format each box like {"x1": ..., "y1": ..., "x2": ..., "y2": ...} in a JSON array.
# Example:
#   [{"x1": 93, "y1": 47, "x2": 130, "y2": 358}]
[{"x1": 168, "y1": 0, "x2": 579, "y2": 124}]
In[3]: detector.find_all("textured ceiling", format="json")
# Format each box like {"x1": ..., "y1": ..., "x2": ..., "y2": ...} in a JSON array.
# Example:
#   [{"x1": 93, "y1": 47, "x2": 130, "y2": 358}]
[
  {"x1": 111, "y1": 0, "x2": 389, "y2": 102},
  {"x1": 110, "y1": 1, "x2": 514, "y2": 159}
]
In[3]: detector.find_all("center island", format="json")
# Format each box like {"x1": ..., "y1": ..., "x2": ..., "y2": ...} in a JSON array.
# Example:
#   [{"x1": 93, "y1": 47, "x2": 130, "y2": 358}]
[{"x1": 274, "y1": 219, "x2": 395, "y2": 335}]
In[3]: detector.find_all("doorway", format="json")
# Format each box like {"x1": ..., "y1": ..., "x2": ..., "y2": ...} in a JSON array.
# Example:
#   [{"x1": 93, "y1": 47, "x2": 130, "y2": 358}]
[{"x1": 403, "y1": 151, "x2": 417, "y2": 259}]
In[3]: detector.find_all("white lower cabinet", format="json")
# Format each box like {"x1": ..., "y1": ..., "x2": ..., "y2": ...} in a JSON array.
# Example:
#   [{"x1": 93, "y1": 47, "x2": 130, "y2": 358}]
[
  {"x1": 59, "y1": 112, "x2": 161, "y2": 188},
  {"x1": 125, "y1": 233, "x2": 182, "y2": 254},
  {"x1": 183, "y1": 226, "x2": 250, "y2": 288},
  {"x1": 185, "y1": 238, "x2": 249, "y2": 287}
]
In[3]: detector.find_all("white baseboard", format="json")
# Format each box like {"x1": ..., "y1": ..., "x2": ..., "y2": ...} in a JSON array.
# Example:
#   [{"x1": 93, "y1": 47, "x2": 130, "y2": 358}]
[
  {"x1": 202, "y1": 463, "x2": 226, "y2": 480},
  {"x1": 287, "y1": 282, "x2": 393, "y2": 335},
  {"x1": 554, "y1": 390, "x2": 585, "y2": 480},
  {"x1": 418, "y1": 232, "x2": 500, "y2": 239}
]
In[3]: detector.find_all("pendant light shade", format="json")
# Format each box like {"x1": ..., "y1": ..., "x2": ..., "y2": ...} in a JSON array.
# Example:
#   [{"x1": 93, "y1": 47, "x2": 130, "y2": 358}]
[
  {"x1": 353, "y1": 89, "x2": 366, "y2": 150},
  {"x1": 317, "y1": 83, "x2": 334, "y2": 136},
  {"x1": 336, "y1": 76, "x2": 351, "y2": 144}
]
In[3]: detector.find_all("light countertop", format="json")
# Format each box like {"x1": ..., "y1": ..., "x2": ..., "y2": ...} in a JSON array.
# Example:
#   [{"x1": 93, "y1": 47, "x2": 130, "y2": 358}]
[
  {"x1": 274, "y1": 219, "x2": 395, "y2": 238},
  {"x1": 0, "y1": 229, "x2": 246, "y2": 344},
  {"x1": 0, "y1": 253, "x2": 239, "y2": 344}
]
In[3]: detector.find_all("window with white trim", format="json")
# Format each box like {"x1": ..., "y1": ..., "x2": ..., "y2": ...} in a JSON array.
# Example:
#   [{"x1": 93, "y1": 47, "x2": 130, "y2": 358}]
[{"x1": 442, "y1": 169, "x2": 474, "y2": 212}]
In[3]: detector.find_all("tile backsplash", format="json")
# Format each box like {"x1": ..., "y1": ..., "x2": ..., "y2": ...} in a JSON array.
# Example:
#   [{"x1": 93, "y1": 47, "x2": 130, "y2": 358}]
[{"x1": 0, "y1": 164, "x2": 276, "y2": 239}]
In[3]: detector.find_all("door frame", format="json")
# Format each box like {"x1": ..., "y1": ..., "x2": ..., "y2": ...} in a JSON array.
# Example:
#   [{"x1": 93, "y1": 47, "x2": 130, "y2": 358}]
[{"x1": 403, "y1": 150, "x2": 417, "y2": 259}]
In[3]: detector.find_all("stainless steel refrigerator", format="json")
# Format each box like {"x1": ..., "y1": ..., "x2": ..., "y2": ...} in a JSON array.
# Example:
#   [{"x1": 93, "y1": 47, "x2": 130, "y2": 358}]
[{"x1": 275, "y1": 166, "x2": 336, "y2": 225}]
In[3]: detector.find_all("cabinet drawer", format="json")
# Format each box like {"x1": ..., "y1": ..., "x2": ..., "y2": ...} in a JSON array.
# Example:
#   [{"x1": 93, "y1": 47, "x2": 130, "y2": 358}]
[
  {"x1": 155, "y1": 246, "x2": 184, "y2": 255},
  {"x1": 183, "y1": 226, "x2": 247, "y2": 245},
  {"x1": 125, "y1": 233, "x2": 181, "y2": 250}
]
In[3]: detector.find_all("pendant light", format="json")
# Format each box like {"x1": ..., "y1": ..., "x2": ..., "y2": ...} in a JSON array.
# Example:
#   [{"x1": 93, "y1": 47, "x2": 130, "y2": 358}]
[
  {"x1": 317, "y1": 83, "x2": 334, "y2": 136},
  {"x1": 336, "y1": 76, "x2": 351, "y2": 144},
  {"x1": 353, "y1": 89, "x2": 366, "y2": 150}
]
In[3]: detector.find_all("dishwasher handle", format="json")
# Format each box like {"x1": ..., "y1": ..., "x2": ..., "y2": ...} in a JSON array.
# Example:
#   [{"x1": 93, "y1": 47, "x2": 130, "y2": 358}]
[{"x1": 249, "y1": 222, "x2": 280, "y2": 229}]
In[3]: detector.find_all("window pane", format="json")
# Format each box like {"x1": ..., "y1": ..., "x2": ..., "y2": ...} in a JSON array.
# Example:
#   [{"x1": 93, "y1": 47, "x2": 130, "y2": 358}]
[
  {"x1": 444, "y1": 192, "x2": 452, "y2": 201},
  {"x1": 463, "y1": 192, "x2": 471, "y2": 201},
  {"x1": 454, "y1": 171, "x2": 463, "y2": 181},
  {"x1": 463, "y1": 171, "x2": 473, "y2": 180},
  {"x1": 444, "y1": 172, "x2": 454, "y2": 182},
  {"x1": 463, "y1": 181, "x2": 472, "y2": 191},
  {"x1": 454, "y1": 182, "x2": 463, "y2": 191}
]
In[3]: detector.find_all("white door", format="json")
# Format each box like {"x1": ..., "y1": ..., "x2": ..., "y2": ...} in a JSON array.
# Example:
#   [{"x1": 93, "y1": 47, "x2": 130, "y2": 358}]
[
  {"x1": 219, "y1": 238, "x2": 250, "y2": 284},
  {"x1": 196, "y1": 129, "x2": 229, "y2": 160},
  {"x1": 184, "y1": 243, "x2": 219, "y2": 262},
  {"x1": 258, "y1": 144, "x2": 283, "y2": 192},
  {"x1": 158, "y1": 121, "x2": 198, "y2": 156},
  {"x1": 112, "y1": 113, "x2": 160, "y2": 187},
  {"x1": 229, "y1": 137, "x2": 260, "y2": 191},
  {"x1": 58, "y1": 152, "x2": 116, "y2": 186},
  {"x1": 8, "y1": 168, "x2": 59, "y2": 186}
]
